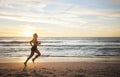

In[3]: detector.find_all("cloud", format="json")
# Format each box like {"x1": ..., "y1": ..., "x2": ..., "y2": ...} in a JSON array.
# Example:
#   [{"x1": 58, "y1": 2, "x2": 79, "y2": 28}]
[
  {"x1": 0, "y1": 0, "x2": 80, "y2": 26},
  {"x1": 0, "y1": 0, "x2": 120, "y2": 29},
  {"x1": 63, "y1": 6, "x2": 120, "y2": 18},
  {"x1": 0, "y1": 0, "x2": 47, "y2": 13}
]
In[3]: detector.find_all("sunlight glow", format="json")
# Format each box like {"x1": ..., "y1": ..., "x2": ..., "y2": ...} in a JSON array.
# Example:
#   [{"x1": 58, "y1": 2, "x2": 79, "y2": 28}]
[{"x1": 23, "y1": 30, "x2": 33, "y2": 37}]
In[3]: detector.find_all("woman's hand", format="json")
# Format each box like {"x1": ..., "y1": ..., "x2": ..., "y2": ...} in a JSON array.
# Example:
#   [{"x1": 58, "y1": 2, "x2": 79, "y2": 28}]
[{"x1": 38, "y1": 41, "x2": 41, "y2": 45}]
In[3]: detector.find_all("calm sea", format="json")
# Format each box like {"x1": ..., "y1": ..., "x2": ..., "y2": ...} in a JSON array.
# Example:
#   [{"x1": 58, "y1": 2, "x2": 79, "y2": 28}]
[{"x1": 0, "y1": 37, "x2": 120, "y2": 59}]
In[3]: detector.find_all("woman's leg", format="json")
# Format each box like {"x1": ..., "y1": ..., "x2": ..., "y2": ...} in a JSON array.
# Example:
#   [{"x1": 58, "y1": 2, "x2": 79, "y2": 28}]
[
  {"x1": 32, "y1": 50, "x2": 41, "y2": 63},
  {"x1": 24, "y1": 51, "x2": 34, "y2": 66}
]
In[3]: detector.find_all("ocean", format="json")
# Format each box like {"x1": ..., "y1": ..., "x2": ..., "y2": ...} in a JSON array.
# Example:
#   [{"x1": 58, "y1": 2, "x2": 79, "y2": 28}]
[{"x1": 0, "y1": 37, "x2": 120, "y2": 62}]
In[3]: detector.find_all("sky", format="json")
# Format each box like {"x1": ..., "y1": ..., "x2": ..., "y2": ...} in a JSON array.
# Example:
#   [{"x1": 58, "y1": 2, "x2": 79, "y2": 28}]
[{"x1": 0, "y1": 0, "x2": 120, "y2": 37}]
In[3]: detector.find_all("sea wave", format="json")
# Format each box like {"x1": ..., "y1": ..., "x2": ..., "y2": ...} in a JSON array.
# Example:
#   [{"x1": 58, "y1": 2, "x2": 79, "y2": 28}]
[{"x1": 0, "y1": 37, "x2": 120, "y2": 58}]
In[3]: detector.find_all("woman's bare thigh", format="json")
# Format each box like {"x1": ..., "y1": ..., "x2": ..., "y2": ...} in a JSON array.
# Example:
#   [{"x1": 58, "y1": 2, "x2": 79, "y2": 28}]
[{"x1": 35, "y1": 49, "x2": 41, "y2": 55}]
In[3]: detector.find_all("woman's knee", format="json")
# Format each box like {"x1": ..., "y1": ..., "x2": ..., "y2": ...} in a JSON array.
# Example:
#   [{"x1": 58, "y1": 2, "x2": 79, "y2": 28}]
[
  {"x1": 36, "y1": 50, "x2": 41, "y2": 56},
  {"x1": 37, "y1": 52, "x2": 41, "y2": 56}
]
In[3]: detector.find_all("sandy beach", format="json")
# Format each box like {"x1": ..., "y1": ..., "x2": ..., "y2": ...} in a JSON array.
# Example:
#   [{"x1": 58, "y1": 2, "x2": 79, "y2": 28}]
[{"x1": 0, "y1": 62, "x2": 120, "y2": 77}]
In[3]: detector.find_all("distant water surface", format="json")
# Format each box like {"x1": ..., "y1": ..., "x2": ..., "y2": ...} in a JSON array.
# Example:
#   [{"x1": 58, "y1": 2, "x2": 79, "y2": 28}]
[{"x1": 0, "y1": 37, "x2": 120, "y2": 62}]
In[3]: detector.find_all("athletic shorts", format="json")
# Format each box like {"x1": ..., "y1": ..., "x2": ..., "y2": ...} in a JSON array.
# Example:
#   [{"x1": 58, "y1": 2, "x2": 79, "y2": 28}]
[{"x1": 31, "y1": 46, "x2": 37, "y2": 51}]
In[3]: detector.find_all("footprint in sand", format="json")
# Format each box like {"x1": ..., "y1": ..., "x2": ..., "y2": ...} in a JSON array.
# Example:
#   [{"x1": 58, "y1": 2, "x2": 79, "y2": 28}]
[
  {"x1": 32, "y1": 70, "x2": 47, "y2": 77},
  {"x1": 68, "y1": 72, "x2": 85, "y2": 77}
]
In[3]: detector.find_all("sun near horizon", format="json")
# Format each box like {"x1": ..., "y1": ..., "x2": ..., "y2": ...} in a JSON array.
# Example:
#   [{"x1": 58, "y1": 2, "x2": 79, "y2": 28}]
[{"x1": 22, "y1": 30, "x2": 33, "y2": 37}]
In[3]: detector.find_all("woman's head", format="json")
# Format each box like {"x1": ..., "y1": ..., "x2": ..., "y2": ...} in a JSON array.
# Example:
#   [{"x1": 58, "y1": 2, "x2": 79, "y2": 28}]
[{"x1": 33, "y1": 33, "x2": 38, "y2": 39}]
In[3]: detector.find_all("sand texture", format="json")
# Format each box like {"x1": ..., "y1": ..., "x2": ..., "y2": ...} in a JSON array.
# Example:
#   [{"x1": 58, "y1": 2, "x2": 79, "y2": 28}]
[{"x1": 0, "y1": 62, "x2": 120, "y2": 77}]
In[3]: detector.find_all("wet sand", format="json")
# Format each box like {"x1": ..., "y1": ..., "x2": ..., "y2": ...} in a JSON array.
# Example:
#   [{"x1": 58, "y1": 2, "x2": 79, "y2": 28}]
[{"x1": 0, "y1": 62, "x2": 120, "y2": 77}]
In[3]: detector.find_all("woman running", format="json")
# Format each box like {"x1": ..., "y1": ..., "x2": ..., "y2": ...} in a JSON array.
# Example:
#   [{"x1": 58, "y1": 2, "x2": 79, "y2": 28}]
[{"x1": 24, "y1": 33, "x2": 41, "y2": 67}]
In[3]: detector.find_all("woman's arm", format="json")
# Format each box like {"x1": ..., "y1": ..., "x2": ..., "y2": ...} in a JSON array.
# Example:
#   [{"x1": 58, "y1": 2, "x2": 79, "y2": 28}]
[{"x1": 30, "y1": 39, "x2": 33, "y2": 46}]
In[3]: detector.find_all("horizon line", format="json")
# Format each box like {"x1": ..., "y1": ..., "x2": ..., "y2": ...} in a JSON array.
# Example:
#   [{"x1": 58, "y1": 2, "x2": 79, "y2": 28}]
[{"x1": 0, "y1": 36, "x2": 120, "y2": 38}]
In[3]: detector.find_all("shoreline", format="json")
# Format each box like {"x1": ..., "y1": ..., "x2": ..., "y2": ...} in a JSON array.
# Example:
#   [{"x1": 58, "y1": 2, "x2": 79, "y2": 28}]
[{"x1": 0, "y1": 56, "x2": 120, "y2": 63}]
